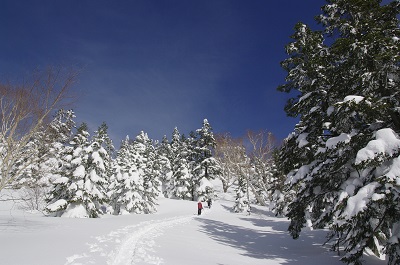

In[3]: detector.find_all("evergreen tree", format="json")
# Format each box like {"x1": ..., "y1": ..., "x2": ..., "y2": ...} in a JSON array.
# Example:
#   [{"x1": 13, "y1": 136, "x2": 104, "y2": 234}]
[
  {"x1": 156, "y1": 135, "x2": 173, "y2": 198},
  {"x1": 14, "y1": 110, "x2": 75, "y2": 212},
  {"x1": 46, "y1": 123, "x2": 106, "y2": 218},
  {"x1": 109, "y1": 136, "x2": 145, "y2": 214},
  {"x1": 191, "y1": 119, "x2": 221, "y2": 201},
  {"x1": 92, "y1": 122, "x2": 115, "y2": 210},
  {"x1": 14, "y1": 109, "x2": 75, "y2": 187},
  {"x1": 275, "y1": 1, "x2": 400, "y2": 263},
  {"x1": 48, "y1": 109, "x2": 76, "y2": 145},
  {"x1": 158, "y1": 122, "x2": 221, "y2": 202},
  {"x1": 93, "y1": 122, "x2": 115, "y2": 179},
  {"x1": 170, "y1": 128, "x2": 192, "y2": 200},
  {"x1": 233, "y1": 174, "x2": 249, "y2": 213},
  {"x1": 132, "y1": 131, "x2": 161, "y2": 213},
  {"x1": 84, "y1": 125, "x2": 110, "y2": 216}
]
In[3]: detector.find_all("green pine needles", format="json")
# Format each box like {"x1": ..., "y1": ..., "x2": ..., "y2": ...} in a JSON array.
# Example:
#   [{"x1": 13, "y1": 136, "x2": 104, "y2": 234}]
[{"x1": 275, "y1": 0, "x2": 400, "y2": 264}]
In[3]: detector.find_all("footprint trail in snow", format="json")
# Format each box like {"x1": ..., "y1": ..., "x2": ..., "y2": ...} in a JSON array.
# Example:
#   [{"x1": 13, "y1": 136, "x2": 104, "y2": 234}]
[
  {"x1": 65, "y1": 215, "x2": 194, "y2": 265},
  {"x1": 109, "y1": 216, "x2": 193, "y2": 265}
]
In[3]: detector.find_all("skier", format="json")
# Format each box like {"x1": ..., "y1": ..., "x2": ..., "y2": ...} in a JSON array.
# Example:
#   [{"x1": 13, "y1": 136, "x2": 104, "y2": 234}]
[
  {"x1": 207, "y1": 198, "x2": 212, "y2": 209},
  {"x1": 197, "y1": 201, "x2": 203, "y2": 215}
]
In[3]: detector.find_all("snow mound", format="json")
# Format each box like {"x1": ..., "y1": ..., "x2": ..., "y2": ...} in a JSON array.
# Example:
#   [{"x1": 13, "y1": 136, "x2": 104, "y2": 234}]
[
  {"x1": 355, "y1": 128, "x2": 400, "y2": 164},
  {"x1": 62, "y1": 203, "x2": 88, "y2": 218}
]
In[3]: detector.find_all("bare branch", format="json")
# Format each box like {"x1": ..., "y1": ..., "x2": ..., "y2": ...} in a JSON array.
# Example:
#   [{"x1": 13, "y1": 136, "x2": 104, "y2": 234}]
[
  {"x1": 214, "y1": 133, "x2": 246, "y2": 192},
  {"x1": 0, "y1": 66, "x2": 78, "y2": 192}
]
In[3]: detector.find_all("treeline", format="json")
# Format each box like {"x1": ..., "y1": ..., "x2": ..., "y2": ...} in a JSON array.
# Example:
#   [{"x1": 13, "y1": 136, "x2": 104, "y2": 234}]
[
  {"x1": 5, "y1": 107, "x2": 278, "y2": 218},
  {"x1": 9, "y1": 112, "x2": 222, "y2": 217},
  {"x1": 0, "y1": 67, "x2": 277, "y2": 218}
]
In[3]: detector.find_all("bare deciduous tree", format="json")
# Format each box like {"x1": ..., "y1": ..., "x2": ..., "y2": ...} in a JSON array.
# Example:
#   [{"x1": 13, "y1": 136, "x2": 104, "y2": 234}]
[
  {"x1": 247, "y1": 130, "x2": 277, "y2": 162},
  {"x1": 246, "y1": 129, "x2": 278, "y2": 206},
  {"x1": 18, "y1": 185, "x2": 50, "y2": 213},
  {"x1": 0, "y1": 66, "x2": 77, "y2": 192},
  {"x1": 214, "y1": 133, "x2": 246, "y2": 192}
]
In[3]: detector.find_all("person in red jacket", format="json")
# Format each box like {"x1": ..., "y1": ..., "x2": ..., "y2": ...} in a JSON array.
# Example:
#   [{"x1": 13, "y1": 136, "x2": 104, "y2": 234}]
[{"x1": 197, "y1": 201, "x2": 203, "y2": 215}]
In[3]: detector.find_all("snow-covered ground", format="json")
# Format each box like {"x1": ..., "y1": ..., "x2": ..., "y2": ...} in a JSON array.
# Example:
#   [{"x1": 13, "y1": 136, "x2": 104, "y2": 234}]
[{"x1": 0, "y1": 185, "x2": 386, "y2": 265}]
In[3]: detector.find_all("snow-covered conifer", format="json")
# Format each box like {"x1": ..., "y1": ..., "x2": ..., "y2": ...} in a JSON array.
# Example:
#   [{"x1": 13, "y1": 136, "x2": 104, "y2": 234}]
[
  {"x1": 110, "y1": 136, "x2": 144, "y2": 214},
  {"x1": 156, "y1": 135, "x2": 173, "y2": 198},
  {"x1": 13, "y1": 109, "x2": 75, "y2": 188},
  {"x1": 131, "y1": 131, "x2": 161, "y2": 213},
  {"x1": 46, "y1": 123, "x2": 106, "y2": 218},
  {"x1": 12, "y1": 110, "x2": 75, "y2": 211},
  {"x1": 233, "y1": 175, "x2": 249, "y2": 213},
  {"x1": 275, "y1": 1, "x2": 400, "y2": 263},
  {"x1": 170, "y1": 128, "x2": 192, "y2": 200},
  {"x1": 92, "y1": 122, "x2": 114, "y2": 206},
  {"x1": 93, "y1": 122, "x2": 115, "y2": 178},
  {"x1": 191, "y1": 119, "x2": 221, "y2": 200}
]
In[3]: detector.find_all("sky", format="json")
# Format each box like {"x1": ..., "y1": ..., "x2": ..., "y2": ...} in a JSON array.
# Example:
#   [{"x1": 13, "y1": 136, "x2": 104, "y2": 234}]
[{"x1": 0, "y1": 1, "x2": 324, "y2": 145}]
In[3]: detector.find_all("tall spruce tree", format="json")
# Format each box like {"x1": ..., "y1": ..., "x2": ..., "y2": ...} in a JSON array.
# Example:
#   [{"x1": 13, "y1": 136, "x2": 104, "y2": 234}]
[
  {"x1": 170, "y1": 128, "x2": 192, "y2": 200},
  {"x1": 83, "y1": 125, "x2": 110, "y2": 216},
  {"x1": 109, "y1": 136, "x2": 145, "y2": 214},
  {"x1": 46, "y1": 123, "x2": 107, "y2": 218},
  {"x1": 191, "y1": 119, "x2": 221, "y2": 201},
  {"x1": 13, "y1": 109, "x2": 75, "y2": 188},
  {"x1": 233, "y1": 173, "x2": 250, "y2": 213},
  {"x1": 93, "y1": 122, "x2": 115, "y2": 180},
  {"x1": 275, "y1": 1, "x2": 400, "y2": 264},
  {"x1": 156, "y1": 135, "x2": 173, "y2": 198},
  {"x1": 232, "y1": 154, "x2": 253, "y2": 213},
  {"x1": 14, "y1": 110, "x2": 76, "y2": 212},
  {"x1": 46, "y1": 123, "x2": 90, "y2": 216},
  {"x1": 132, "y1": 131, "x2": 161, "y2": 213}
]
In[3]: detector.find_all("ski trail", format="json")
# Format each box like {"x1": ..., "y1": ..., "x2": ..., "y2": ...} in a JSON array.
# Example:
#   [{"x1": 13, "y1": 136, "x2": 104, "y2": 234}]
[{"x1": 108, "y1": 215, "x2": 194, "y2": 265}]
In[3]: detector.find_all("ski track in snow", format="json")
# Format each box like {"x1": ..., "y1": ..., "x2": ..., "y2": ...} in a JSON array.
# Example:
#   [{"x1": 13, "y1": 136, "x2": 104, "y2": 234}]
[
  {"x1": 109, "y1": 216, "x2": 194, "y2": 265},
  {"x1": 65, "y1": 215, "x2": 194, "y2": 265}
]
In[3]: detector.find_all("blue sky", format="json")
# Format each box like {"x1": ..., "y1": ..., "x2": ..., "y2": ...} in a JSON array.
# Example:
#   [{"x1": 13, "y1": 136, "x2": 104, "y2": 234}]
[{"x1": 0, "y1": 1, "x2": 323, "y2": 144}]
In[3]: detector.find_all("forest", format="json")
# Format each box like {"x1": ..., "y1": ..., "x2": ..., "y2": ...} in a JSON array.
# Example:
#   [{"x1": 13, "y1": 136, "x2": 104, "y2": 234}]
[{"x1": 0, "y1": 1, "x2": 399, "y2": 264}]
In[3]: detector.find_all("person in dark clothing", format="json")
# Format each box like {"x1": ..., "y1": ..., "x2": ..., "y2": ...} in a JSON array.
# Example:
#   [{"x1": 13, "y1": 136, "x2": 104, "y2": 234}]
[
  {"x1": 197, "y1": 201, "x2": 203, "y2": 215},
  {"x1": 207, "y1": 198, "x2": 212, "y2": 209}
]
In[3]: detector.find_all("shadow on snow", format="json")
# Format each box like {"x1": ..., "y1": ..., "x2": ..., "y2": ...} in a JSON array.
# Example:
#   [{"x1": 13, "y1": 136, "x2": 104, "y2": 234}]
[{"x1": 197, "y1": 205, "x2": 341, "y2": 265}]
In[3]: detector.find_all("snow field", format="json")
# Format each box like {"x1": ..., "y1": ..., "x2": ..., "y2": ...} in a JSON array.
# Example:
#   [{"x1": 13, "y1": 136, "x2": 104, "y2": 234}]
[{"x1": 0, "y1": 189, "x2": 387, "y2": 265}]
